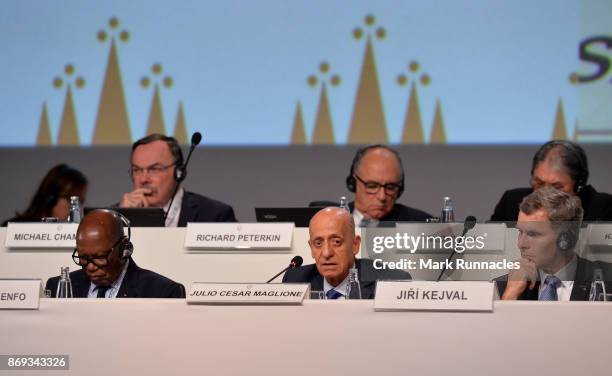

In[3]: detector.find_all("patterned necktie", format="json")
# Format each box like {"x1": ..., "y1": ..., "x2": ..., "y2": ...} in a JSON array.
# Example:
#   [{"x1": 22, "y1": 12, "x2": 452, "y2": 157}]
[
  {"x1": 96, "y1": 285, "x2": 111, "y2": 298},
  {"x1": 539, "y1": 275, "x2": 561, "y2": 301},
  {"x1": 326, "y1": 289, "x2": 343, "y2": 300}
]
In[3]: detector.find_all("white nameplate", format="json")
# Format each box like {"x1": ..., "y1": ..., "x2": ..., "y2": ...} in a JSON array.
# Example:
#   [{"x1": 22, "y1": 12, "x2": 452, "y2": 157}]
[
  {"x1": 187, "y1": 283, "x2": 309, "y2": 304},
  {"x1": 184, "y1": 223, "x2": 294, "y2": 249},
  {"x1": 374, "y1": 281, "x2": 494, "y2": 312},
  {"x1": 0, "y1": 279, "x2": 42, "y2": 310},
  {"x1": 586, "y1": 224, "x2": 612, "y2": 252},
  {"x1": 5, "y1": 223, "x2": 78, "y2": 249}
]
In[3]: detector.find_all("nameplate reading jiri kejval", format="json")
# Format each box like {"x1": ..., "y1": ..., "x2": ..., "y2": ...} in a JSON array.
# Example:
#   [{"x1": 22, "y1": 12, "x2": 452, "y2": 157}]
[
  {"x1": 187, "y1": 283, "x2": 309, "y2": 305},
  {"x1": 5, "y1": 223, "x2": 78, "y2": 249},
  {"x1": 0, "y1": 279, "x2": 41, "y2": 310},
  {"x1": 374, "y1": 281, "x2": 494, "y2": 312},
  {"x1": 184, "y1": 223, "x2": 294, "y2": 249}
]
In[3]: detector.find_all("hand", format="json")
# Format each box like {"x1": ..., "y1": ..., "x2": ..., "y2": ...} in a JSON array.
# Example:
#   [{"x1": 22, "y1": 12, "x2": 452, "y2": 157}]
[
  {"x1": 501, "y1": 258, "x2": 537, "y2": 300},
  {"x1": 119, "y1": 188, "x2": 153, "y2": 208}
]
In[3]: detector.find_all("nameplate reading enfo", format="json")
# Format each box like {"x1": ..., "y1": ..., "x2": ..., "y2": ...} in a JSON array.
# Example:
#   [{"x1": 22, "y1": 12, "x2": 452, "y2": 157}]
[
  {"x1": 5, "y1": 223, "x2": 78, "y2": 249},
  {"x1": 374, "y1": 281, "x2": 494, "y2": 312},
  {"x1": 187, "y1": 283, "x2": 309, "y2": 304},
  {"x1": 184, "y1": 223, "x2": 294, "y2": 249},
  {"x1": 0, "y1": 279, "x2": 42, "y2": 310}
]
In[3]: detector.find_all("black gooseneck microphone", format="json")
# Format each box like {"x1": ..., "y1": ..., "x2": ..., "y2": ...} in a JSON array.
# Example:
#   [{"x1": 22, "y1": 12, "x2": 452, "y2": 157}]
[
  {"x1": 164, "y1": 132, "x2": 202, "y2": 221},
  {"x1": 436, "y1": 216, "x2": 477, "y2": 282},
  {"x1": 266, "y1": 256, "x2": 303, "y2": 283}
]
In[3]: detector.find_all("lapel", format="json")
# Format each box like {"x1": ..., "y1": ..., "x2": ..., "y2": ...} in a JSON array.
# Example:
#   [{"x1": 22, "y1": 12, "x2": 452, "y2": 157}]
[
  {"x1": 177, "y1": 191, "x2": 194, "y2": 227},
  {"x1": 71, "y1": 270, "x2": 93, "y2": 298},
  {"x1": 116, "y1": 259, "x2": 140, "y2": 298},
  {"x1": 570, "y1": 256, "x2": 592, "y2": 301}
]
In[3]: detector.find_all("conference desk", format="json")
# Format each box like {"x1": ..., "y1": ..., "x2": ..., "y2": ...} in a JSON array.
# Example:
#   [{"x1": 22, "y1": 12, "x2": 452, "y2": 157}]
[{"x1": 1, "y1": 299, "x2": 611, "y2": 376}]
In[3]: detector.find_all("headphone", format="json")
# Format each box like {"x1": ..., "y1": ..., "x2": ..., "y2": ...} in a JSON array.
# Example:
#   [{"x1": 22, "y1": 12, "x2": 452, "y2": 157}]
[
  {"x1": 174, "y1": 163, "x2": 186, "y2": 183},
  {"x1": 532, "y1": 141, "x2": 588, "y2": 194},
  {"x1": 556, "y1": 225, "x2": 578, "y2": 252},
  {"x1": 346, "y1": 145, "x2": 405, "y2": 198},
  {"x1": 115, "y1": 212, "x2": 134, "y2": 260}
]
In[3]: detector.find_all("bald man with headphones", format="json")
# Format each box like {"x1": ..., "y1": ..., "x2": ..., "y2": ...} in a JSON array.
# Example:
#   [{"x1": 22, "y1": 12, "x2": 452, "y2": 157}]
[
  {"x1": 491, "y1": 140, "x2": 612, "y2": 222},
  {"x1": 46, "y1": 209, "x2": 185, "y2": 298}
]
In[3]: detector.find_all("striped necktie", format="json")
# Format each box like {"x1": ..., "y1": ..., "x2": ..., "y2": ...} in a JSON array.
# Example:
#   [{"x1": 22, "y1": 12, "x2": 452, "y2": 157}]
[{"x1": 538, "y1": 275, "x2": 561, "y2": 301}]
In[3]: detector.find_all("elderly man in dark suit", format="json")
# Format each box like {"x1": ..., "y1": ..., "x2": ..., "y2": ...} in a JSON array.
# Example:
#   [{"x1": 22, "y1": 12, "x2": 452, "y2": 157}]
[
  {"x1": 119, "y1": 133, "x2": 236, "y2": 226},
  {"x1": 491, "y1": 140, "x2": 612, "y2": 222},
  {"x1": 283, "y1": 207, "x2": 410, "y2": 299},
  {"x1": 46, "y1": 209, "x2": 185, "y2": 298}
]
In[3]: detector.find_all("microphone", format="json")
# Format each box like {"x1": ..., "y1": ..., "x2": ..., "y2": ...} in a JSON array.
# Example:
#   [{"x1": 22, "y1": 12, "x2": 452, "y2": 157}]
[
  {"x1": 266, "y1": 256, "x2": 303, "y2": 283},
  {"x1": 164, "y1": 132, "x2": 202, "y2": 221},
  {"x1": 436, "y1": 216, "x2": 477, "y2": 282}
]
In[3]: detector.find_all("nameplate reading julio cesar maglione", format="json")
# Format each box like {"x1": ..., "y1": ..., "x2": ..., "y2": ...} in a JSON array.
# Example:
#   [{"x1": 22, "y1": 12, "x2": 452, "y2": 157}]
[
  {"x1": 184, "y1": 223, "x2": 294, "y2": 249},
  {"x1": 374, "y1": 281, "x2": 494, "y2": 312},
  {"x1": 0, "y1": 279, "x2": 41, "y2": 310},
  {"x1": 5, "y1": 223, "x2": 78, "y2": 249},
  {"x1": 187, "y1": 283, "x2": 309, "y2": 304}
]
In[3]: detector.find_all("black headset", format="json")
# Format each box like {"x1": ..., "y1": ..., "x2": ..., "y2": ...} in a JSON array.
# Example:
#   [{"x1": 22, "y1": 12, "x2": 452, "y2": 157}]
[
  {"x1": 115, "y1": 211, "x2": 134, "y2": 260},
  {"x1": 556, "y1": 226, "x2": 578, "y2": 252},
  {"x1": 531, "y1": 141, "x2": 588, "y2": 194},
  {"x1": 346, "y1": 144, "x2": 405, "y2": 198}
]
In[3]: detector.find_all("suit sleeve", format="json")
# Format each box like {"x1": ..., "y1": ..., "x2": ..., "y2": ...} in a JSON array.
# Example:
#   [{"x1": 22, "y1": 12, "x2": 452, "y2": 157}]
[
  {"x1": 217, "y1": 205, "x2": 238, "y2": 222},
  {"x1": 490, "y1": 191, "x2": 509, "y2": 221},
  {"x1": 45, "y1": 277, "x2": 59, "y2": 298}
]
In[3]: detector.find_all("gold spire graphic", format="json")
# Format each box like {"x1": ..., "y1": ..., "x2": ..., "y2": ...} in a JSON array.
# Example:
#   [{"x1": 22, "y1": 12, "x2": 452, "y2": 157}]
[
  {"x1": 551, "y1": 98, "x2": 568, "y2": 140},
  {"x1": 36, "y1": 102, "x2": 52, "y2": 146},
  {"x1": 54, "y1": 64, "x2": 85, "y2": 145},
  {"x1": 92, "y1": 17, "x2": 132, "y2": 145},
  {"x1": 308, "y1": 62, "x2": 341, "y2": 144},
  {"x1": 398, "y1": 61, "x2": 431, "y2": 144},
  {"x1": 173, "y1": 101, "x2": 188, "y2": 144},
  {"x1": 347, "y1": 15, "x2": 388, "y2": 144},
  {"x1": 141, "y1": 63, "x2": 173, "y2": 136},
  {"x1": 430, "y1": 99, "x2": 447, "y2": 144},
  {"x1": 290, "y1": 100, "x2": 307, "y2": 145}
]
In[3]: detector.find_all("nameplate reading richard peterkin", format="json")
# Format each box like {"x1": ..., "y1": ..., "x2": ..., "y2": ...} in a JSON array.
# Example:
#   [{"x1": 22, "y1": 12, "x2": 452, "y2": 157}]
[
  {"x1": 374, "y1": 281, "x2": 494, "y2": 312},
  {"x1": 187, "y1": 283, "x2": 309, "y2": 305}
]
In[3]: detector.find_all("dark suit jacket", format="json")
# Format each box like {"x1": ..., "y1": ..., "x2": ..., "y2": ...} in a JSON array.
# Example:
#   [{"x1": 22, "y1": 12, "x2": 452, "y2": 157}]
[
  {"x1": 309, "y1": 201, "x2": 432, "y2": 223},
  {"x1": 45, "y1": 258, "x2": 185, "y2": 298},
  {"x1": 177, "y1": 191, "x2": 237, "y2": 226},
  {"x1": 282, "y1": 258, "x2": 411, "y2": 299},
  {"x1": 495, "y1": 256, "x2": 612, "y2": 301},
  {"x1": 490, "y1": 185, "x2": 612, "y2": 222}
]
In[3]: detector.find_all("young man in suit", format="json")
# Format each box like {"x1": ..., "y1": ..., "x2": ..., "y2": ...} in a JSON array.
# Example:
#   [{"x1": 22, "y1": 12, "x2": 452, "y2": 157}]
[
  {"x1": 497, "y1": 187, "x2": 610, "y2": 301},
  {"x1": 283, "y1": 207, "x2": 410, "y2": 299},
  {"x1": 119, "y1": 133, "x2": 237, "y2": 226},
  {"x1": 46, "y1": 209, "x2": 185, "y2": 298}
]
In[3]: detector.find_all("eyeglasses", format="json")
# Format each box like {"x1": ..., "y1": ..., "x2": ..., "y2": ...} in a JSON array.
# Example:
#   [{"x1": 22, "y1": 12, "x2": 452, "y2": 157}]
[
  {"x1": 129, "y1": 162, "x2": 177, "y2": 177},
  {"x1": 354, "y1": 175, "x2": 402, "y2": 196},
  {"x1": 72, "y1": 238, "x2": 121, "y2": 269}
]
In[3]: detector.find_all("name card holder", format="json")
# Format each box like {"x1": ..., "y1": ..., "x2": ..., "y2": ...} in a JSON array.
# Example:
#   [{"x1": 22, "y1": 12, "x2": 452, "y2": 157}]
[
  {"x1": 374, "y1": 281, "x2": 494, "y2": 312},
  {"x1": 5, "y1": 223, "x2": 78, "y2": 249},
  {"x1": 187, "y1": 282, "x2": 309, "y2": 305},
  {"x1": 184, "y1": 223, "x2": 294, "y2": 250},
  {"x1": 0, "y1": 279, "x2": 42, "y2": 310}
]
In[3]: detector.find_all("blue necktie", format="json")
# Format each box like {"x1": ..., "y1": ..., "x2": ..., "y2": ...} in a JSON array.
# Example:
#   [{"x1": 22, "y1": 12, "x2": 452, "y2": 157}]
[
  {"x1": 326, "y1": 289, "x2": 343, "y2": 300},
  {"x1": 539, "y1": 275, "x2": 561, "y2": 301},
  {"x1": 96, "y1": 285, "x2": 111, "y2": 298}
]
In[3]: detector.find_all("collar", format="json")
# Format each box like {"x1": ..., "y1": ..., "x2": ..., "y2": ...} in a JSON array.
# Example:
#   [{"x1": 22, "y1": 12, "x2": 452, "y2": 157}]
[
  {"x1": 352, "y1": 208, "x2": 379, "y2": 227},
  {"x1": 88, "y1": 259, "x2": 130, "y2": 298},
  {"x1": 163, "y1": 187, "x2": 184, "y2": 227},
  {"x1": 538, "y1": 254, "x2": 578, "y2": 284}
]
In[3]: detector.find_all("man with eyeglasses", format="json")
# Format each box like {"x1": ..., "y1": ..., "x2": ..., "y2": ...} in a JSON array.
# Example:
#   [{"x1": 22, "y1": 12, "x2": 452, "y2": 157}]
[
  {"x1": 490, "y1": 140, "x2": 612, "y2": 222},
  {"x1": 45, "y1": 209, "x2": 185, "y2": 298},
  {"x1": 119, "y1": 133, "x2": 237, "y2": 226},
  {"x1": 345, "y1": 145, "x2": 431, "y2": 227}
]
